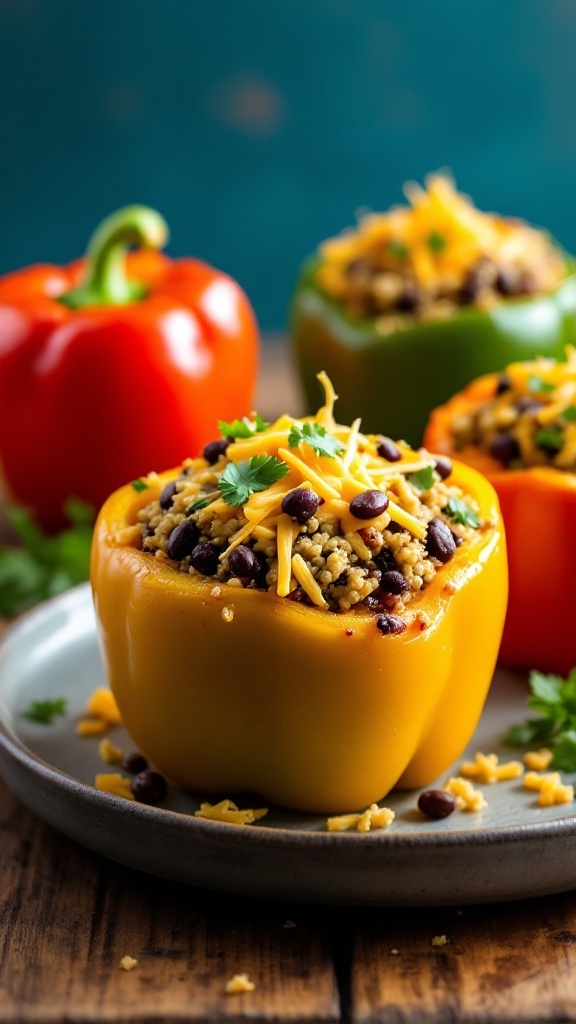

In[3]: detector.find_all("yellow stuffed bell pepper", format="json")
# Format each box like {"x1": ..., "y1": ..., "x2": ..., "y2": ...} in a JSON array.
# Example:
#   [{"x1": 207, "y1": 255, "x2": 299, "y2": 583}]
[{"x1": 91, "y1": 378, "x2": 507, "y2": 814}]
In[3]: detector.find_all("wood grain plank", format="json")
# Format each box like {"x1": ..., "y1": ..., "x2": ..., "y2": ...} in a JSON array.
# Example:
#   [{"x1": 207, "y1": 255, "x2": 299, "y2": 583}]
[
  {"x1": 350, "y1": 896, "x2": 576, "y2": 1023},
  {"x1": 0, "y1": 779, "x2": 339, "y2": 1024}
]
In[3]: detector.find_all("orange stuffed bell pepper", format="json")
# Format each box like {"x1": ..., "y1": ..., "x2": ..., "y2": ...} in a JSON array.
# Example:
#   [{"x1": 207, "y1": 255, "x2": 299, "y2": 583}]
[
  {"x1": 0, "y1": 206, "x2": 258, "y2": 531},
  {"x1": 92, "y1": 375, "x2": 507, "y2": 814},
  {"x1": 425, "y1": 349, "x2": 576, "y2": 675}
]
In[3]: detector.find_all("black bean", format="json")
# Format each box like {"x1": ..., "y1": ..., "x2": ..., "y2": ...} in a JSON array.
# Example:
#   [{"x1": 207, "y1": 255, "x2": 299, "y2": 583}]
[
  {"x1": 350, "y1": 490, "x2": 389, "y2": 520},
  {"x1": 166, "y1": 519, "x2": 200, "y2": 561},
  {"x1": 377, "y1": 437, "x2": 402, "y2": 462},
  {"x1": 131, "y1": 770, "x2": 167, "y2": 805},
  {"x1": 395, "y1": 287, "x2": 419, "y2": 313},
  {"x1": 376, "y1": 614, "x2": 406, "y2": 636},
  {"x1": 228, "y1": 544, "x2": 260, "y2": 580},
  {"x1": 203, "y1": 438, "x2": 229, "y2": 465},
  {"x1": 122, "y1": 752, "x2": 148, "y2": 775},
  {"x1": 496, "y1": 374, "x2": 512, "y2": 396},
  {"x1": 281, "y1": 488, "x2": 321, "y2": 523},
  {"x1": 141, "y1": 523, "x2": 155, "y2": 541},
  {"x1": 434, "y1": 456, "x2": 452, "y2": 480},
  {"x1": 426, "y1": 518, "x2": 457, "y2": 563},
  {"x1": 386, "y1": 521, "x2": 404, "y2": 535},
  {"x1": 496, "y1": 268, "x2": 522, "y2": 296},
  {"x1": 517, "y1": 396, "x2": 543, "y2": 414},
  {"x1": 418, "y1": 789, "x2": 456, "y2": 819},
  {"x1": 380, "y1": 570, "x2": 408, "y2": 595},
  {"x1": 159, "y1": 481, "x2": 178, "y2": 510},
  {"x1": 489, "y1": 433, "x2": 520, "y2": 466},
  {"x1": 190, "y1": 542, "x2": 220, "y2": 576},
  {"x1": 374, "y1": 547, "x2": 396, "y2": 573}
]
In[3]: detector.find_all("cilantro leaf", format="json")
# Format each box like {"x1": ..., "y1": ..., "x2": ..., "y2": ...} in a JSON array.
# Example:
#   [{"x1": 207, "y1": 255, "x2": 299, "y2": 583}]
[
  {"x1": 443, "y1": 496, "x2": 480, "y2": 529},
  {"x1": 218, "y1": 413, "x2": 269, "y2": 440},
  {"x1": 528, "y1": 375, "x2": 555, "y2": 395},
  {"x1": 562, "y1": 405, "x2": 576, "y2": 423},
  {"x1": 504, "y1": 667, "x2": 576, "y2": 766},
  {"x1": 288, "y1": 423, "x2": 345, "y2": 459},
  {"x1": 0, "y1": 501, "x2": 95, "y2": 617},
  {"x1": 131, "y1": 479, "x2": 149, "y2": 493},
  {"x1": 218, "y1": 456, "x2": 289, "y2": 507},
  {"x1": 387, "y1": 241, "x2": 409, "y2": 261},
  {"x1": 23, "y1": 697, "x2": 68, "y2": 725},
  {"x1": 185, "y1": 498, "x2": 207, "y2": 516},
  {"x1": 408, "y1": 466, "x2": 439, "y2": 492},
  {"x1": 427, "y1": 230, "x2": 447, "y2": 254},
  {"x1": 534, "y1": 428, "x2": 564, "y2": 453}
]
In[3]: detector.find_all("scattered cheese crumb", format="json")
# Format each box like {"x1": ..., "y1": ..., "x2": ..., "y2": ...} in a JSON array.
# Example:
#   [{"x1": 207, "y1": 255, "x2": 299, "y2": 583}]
[
  {"x1": 99, "y1": 737, "x2": 125, "y2": 765},
  {"x1": 524, "y1": 771, "x2": 574, "y2": 806},
  {"x1": 195, "y1": 799, "x2": 268, "y2": 825},
  {"x1": 87, "y1": 687, "x2": 122, "y2": 726},
  {"x1": 224, "y1": 974, "x2": 255, "y2": 995},
  {"x1": 524, "y1": 748, "x2": 553, "y2": 771},
  {"x1": 444, "y1": 777, "x2": 487, "y2": 812},
  {"x1": 119, "y1": 955, "x2": 138, "y2": 971},
  {"x1": 326, "y1": 803, "x2": 395, "y2": 832},
  {"x1": 390, "y1": 949, "x2": 399, "y2": 956},
  {"x1": 460, "y1": 751, "x2": 523, "y2": 784},
  {"x1": 96, "y1": 773, "x2": 135, "y2": 801},
  {"x1": 283, "y1": 921, "x2": 296, "y2": 929},
  {"x1": 432, "y1": 935, "x2": 448, "y2": 947},
  {"x1": 210, "y1": 586, "x2": 222, "y2": 599},
  {"x1": 221, "y1": 605, "x2": 235, "y2": 623},
  {"x1": 76, "y1": 718, "x2": 108, "y2": 737}
]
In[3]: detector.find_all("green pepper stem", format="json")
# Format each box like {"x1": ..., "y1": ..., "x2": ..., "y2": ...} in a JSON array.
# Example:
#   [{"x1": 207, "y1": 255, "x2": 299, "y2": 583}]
[{"x1": 59, "y1": 205, "x2": 169, "y2": 309}]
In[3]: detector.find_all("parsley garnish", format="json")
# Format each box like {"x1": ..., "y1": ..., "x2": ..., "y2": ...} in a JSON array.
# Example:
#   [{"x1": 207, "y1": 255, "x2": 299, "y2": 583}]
[
  {"x1": 504, "y1": 667, "x2": 576, "y2": 770},
  {"x1": 563, "y1": 406, "x2": 576, "y2": 422},
  {"x1": 185, "y1": 499, "x2": 207, "y2": 516},
  {"x1": 443, "y1": 496, "x2": 480, "y2": 529},
  {"x1": 218, "y1": 414, "x2": 269, "y2": 440},
  {"x1": 534, "y1": 428, "x2": 564, "y2": 453},
  {"x1": 218, "y1": 456, "x2": 289, "y2": 506},
  {"x1": 427, "y1": 230, "x2": 447, "y2": 254},
  {"x1": 288, "y1": 423, "x2": 345, "y2": 459},
  {"x1": 528, "y1": 375, "x2": 555, "y2": 395},
  {"x1": 23, "y1": 697, "x2": 68, "y2": 725},
  {"x1": 387, "y1": 241, "x2": 409, "y2": 261},
  {"x1": 0, "y1": 499, "x2": 94, "y2": 618},
  {"x1": 408, "y1": 466, "x2": 439, "y2": 492},
  {"x1": 131, "y1": 479, "x2": 149, "y2": 493}
]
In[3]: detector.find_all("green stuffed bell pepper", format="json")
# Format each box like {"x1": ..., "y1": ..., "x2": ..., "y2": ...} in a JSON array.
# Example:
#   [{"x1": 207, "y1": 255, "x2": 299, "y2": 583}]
[{"x1": 291, "y1": 175, "x2": 576, "y2": 447}]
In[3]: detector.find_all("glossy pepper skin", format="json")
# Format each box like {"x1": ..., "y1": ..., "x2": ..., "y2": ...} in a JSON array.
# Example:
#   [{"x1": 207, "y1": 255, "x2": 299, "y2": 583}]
[
  {"x1": 92, "y1": 466, "x2": 507, "y2": 815},
  {"x1": 0, "y1": 206, "x2": 258, "y2": 531},
  {"x1": 291, "y1": 259, "x2": 576, "y2": 447},
  {"x1": 425, "y1": 375, "x2": 576, "y2": 676}
]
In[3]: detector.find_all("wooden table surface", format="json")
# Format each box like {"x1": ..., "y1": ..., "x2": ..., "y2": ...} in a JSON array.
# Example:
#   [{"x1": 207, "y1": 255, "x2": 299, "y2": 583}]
[{"x1": 2, "y1": 344, "x2": 576, "y2": 1023}]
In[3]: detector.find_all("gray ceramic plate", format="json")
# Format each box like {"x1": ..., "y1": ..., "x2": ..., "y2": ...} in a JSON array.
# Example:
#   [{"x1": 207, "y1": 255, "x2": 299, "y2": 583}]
[{"x1": 0, "y1": 583, "x2": 575, "y2": 907}]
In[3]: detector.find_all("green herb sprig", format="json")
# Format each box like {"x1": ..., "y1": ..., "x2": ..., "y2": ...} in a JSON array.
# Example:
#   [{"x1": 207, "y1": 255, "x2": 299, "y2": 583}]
[
  {"x1": 387, "y1": 241, "x2": 409, "y2": 261},
  {"x1": 0, "y1": 499, "x2": 95, "y2": 618},
  {"x1": 218, "y1": 456, "x2": 289, "y2": 507},
  {"x1": 427, "y1": 230, "x2": 447, "y2": 254},
  {"x1": 218, "y1": 414, "x2": 269, "y2": 440},
  {"x1": 534, "y1": 428, "x2": 564, "y2": 453},
  {"x1": 528, "y1": 375, "x2": 555, "y2": 395},
  {"x1": 23, "y1": 697, "x2": 68, "y2": 725},
  {"x1": 504, "y1": 667, "x2": 576, "y2": 770},
  {"x1": 443, "y1": 496, "x2": 480, "y2": 529},
  {"x1": 408, "y1": 466, "x2": 439, "y2": 492},
  {"x1": 288, "y1": 422, "x2": 345, "y2": 459},
  {"x1": 131, "y1": 479, "x2": 149, "y2": 493}
]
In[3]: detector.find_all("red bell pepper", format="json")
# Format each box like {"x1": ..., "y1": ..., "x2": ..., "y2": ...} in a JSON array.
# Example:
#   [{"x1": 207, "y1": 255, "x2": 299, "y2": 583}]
[{"x1": 0, "y1": 206, "x2": 259, "y2": 530}]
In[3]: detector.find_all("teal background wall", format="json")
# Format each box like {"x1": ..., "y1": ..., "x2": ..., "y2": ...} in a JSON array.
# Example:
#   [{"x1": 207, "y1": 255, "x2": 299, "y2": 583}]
[{"x1": 1, "y1": 0, "x2": 576, "y2": 330}]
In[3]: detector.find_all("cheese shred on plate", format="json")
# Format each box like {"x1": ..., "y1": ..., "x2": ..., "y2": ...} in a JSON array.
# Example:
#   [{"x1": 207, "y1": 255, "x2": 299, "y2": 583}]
[{"x1": 136, "y1": 373, "x2": 487, "y2": 620}]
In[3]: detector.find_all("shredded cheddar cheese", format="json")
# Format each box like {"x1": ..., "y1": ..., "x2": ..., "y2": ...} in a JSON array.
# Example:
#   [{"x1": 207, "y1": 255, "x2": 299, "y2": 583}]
[
  {"x1": 460, "y1": 752, "x2": 524, "y2": 784},
  {"x1": 291, "y1": 553, "x2": 328, "y2": 608},
  {"x1": 194, "y1": 800, "x2": 268, "y2": 825},
  {"x1": 87, "y1": 687, "x2": 122, "y2": 726},
  {"x1": 327, "y1": 804, "x2": 395, "y2": 832},
  {"x1": 95, "y1": 774, "x2": 135, "y2": 801}
]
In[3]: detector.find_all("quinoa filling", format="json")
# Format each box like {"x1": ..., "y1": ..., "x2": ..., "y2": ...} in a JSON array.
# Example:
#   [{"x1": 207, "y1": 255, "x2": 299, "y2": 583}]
[
  {"x1": 137, "y1": 375, "x2": 483, "y2": 626},
  {"x1": 315, "y1": 175, "x2": 566, "y2": 331},
  {"x1": 451, "y1": 349, "x2": 576, "y2": 470}
]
